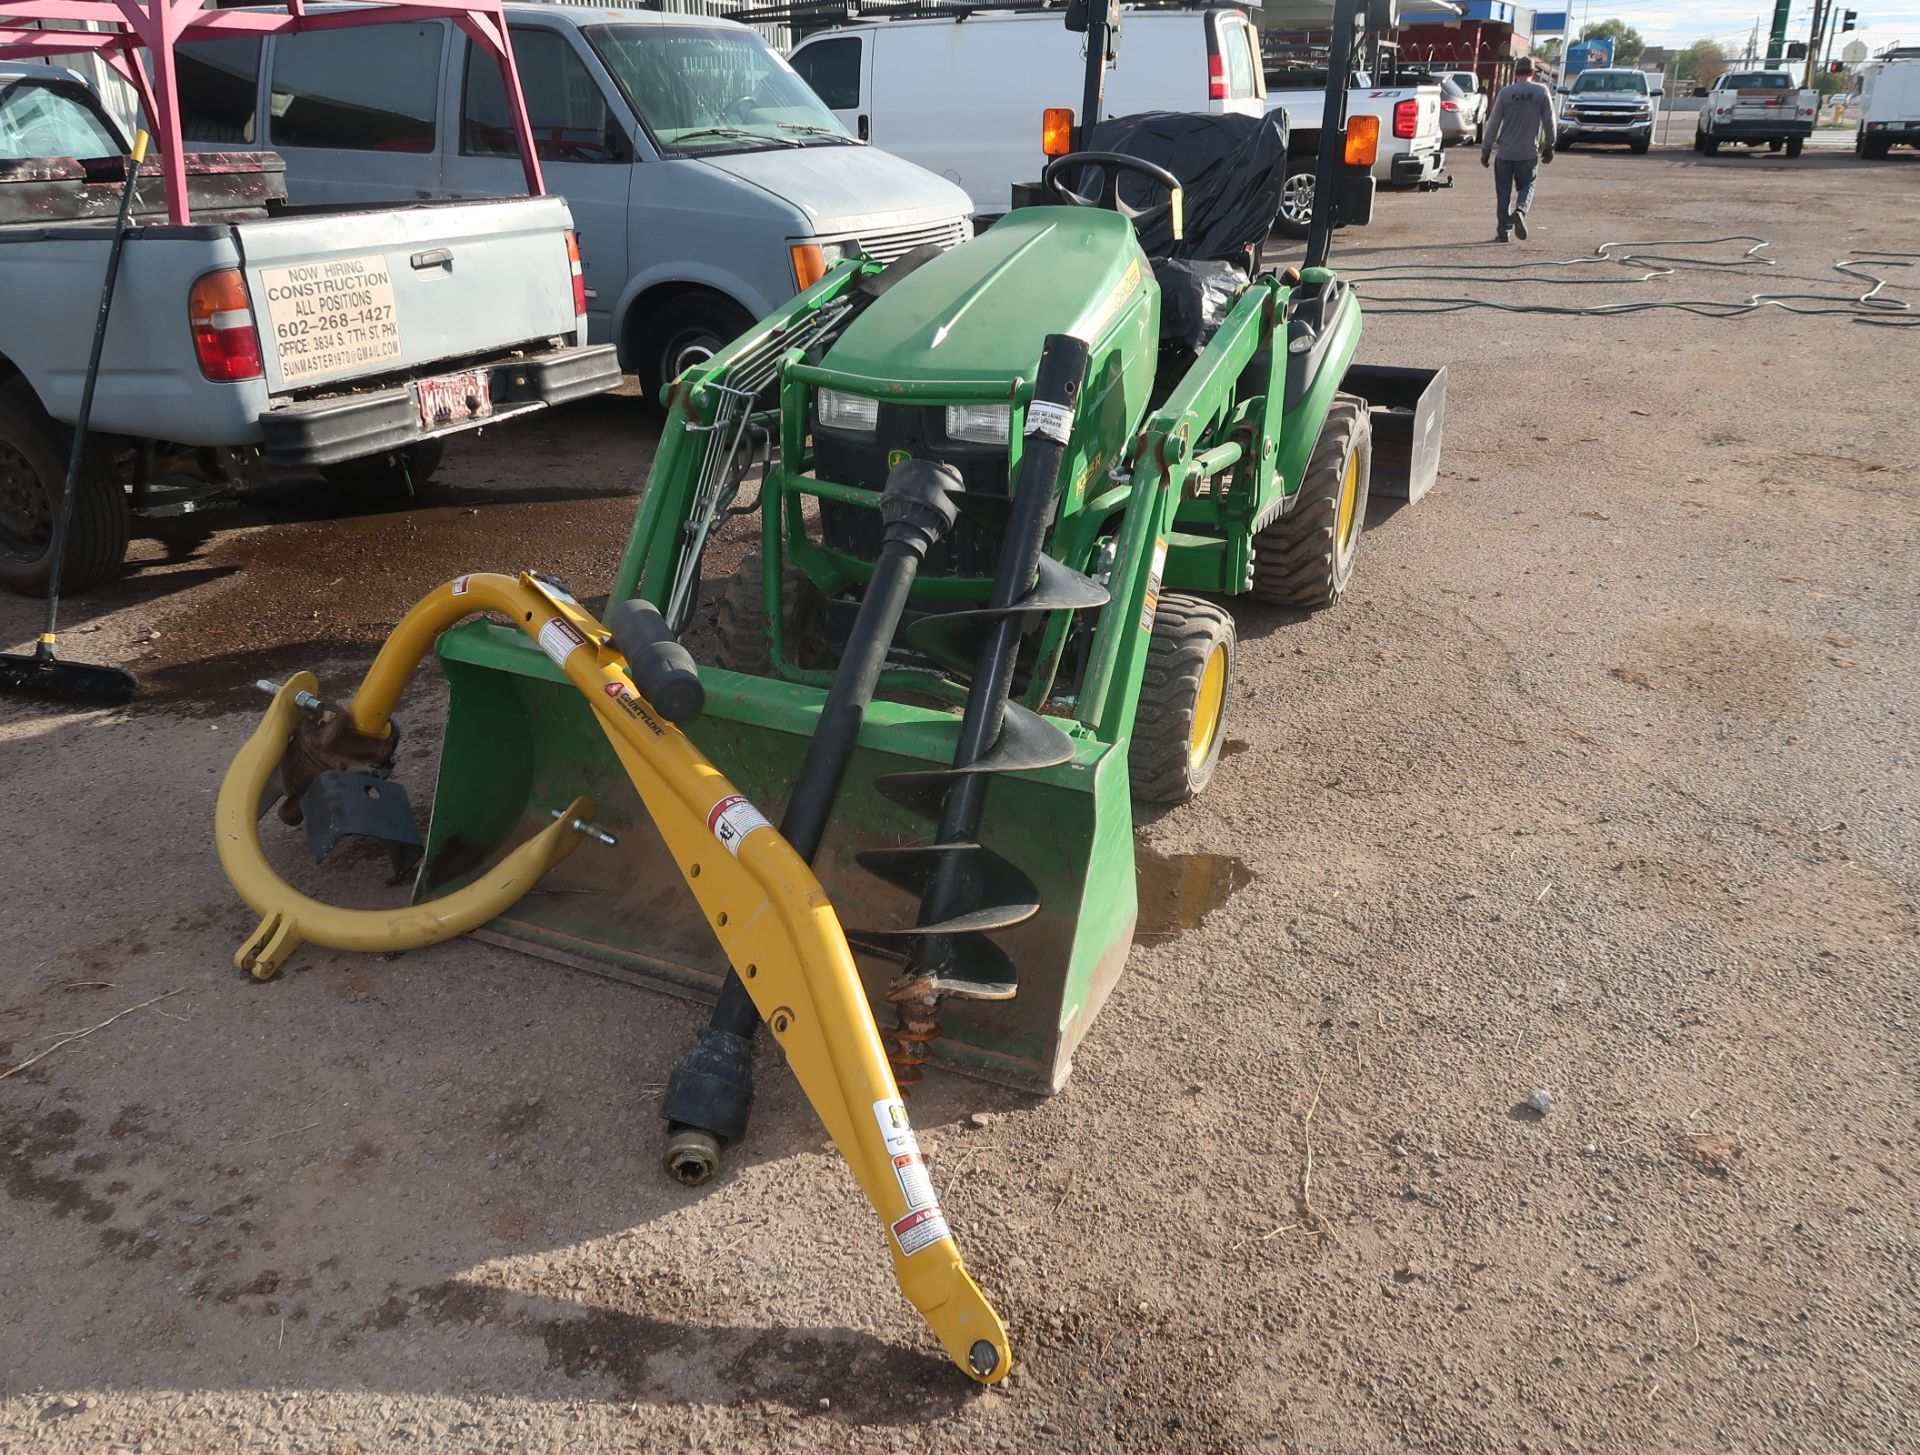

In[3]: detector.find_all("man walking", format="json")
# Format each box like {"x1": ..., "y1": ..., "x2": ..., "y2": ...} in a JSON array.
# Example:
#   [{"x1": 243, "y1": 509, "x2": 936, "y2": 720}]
[{"x1": 1480, "y1": 56, "x2": 1555, "y2": 242}]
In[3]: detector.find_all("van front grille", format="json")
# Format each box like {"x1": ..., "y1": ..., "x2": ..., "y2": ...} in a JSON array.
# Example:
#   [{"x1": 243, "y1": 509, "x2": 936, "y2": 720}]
[{"x1": 830, "y1": 217, "x2": 971, "y2": 265}]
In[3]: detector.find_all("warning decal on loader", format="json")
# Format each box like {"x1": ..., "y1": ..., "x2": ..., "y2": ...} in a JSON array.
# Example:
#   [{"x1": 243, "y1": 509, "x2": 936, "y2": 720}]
[
  {"x1": 891, "y1": 1205, "x2": 952, "y2": 1257},
  {"x1": 1140, "y1": 538, "x2": 1168, "y2": 632},
  {"x1": 537, "y1": 618, "x2": 587, "y2": 668},
  {"x1": 874, "y1": 1097, "x2": 947, "y2": 1251},
  {"x1": 707, "y1": 794, "x2": 771, "y2": 856}
]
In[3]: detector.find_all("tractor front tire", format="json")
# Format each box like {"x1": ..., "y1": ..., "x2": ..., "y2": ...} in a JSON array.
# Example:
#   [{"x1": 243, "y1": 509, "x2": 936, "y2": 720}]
[
  {"x1": 1250, "y1": 393, "x2": 1373, "y2": 609},
  {"x1": 1129, "y1": 594, "x2": 1236, "y2": 805},
  {"x1": 711, "y1": 549, "x2": 826, "y2": 676},
  {"x1": 0, "y1": 377, "x2": 129, "y2": 597}
]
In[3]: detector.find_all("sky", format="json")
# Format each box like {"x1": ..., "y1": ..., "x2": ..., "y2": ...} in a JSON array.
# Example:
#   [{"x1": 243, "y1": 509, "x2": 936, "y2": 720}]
[{"x1": 1561, "y1": 0, "x2": 1918, "y2": 57}]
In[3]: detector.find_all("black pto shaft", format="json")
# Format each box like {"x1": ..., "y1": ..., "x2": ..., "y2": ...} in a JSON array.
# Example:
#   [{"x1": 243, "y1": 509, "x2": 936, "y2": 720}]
[{"x1": 659, "y1": 459, "x2": 963, "y2": 1186}]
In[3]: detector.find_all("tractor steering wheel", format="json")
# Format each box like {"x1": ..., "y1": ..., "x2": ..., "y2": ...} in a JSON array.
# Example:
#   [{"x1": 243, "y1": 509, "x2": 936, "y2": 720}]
[{"x1": 1042, "y1": 151, "x2": 1182, "y2": 235}]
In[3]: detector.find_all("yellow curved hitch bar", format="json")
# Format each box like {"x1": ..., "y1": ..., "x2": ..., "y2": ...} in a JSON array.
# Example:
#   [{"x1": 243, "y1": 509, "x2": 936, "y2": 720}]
[{"x1": 213, "y1": 571, "x2": 1011, "y2": 1385}]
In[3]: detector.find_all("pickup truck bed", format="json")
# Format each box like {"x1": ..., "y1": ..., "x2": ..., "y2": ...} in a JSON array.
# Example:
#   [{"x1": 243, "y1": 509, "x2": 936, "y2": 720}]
[{"x1": 3, "y1": 192, "x2": 615, "y2": 457}]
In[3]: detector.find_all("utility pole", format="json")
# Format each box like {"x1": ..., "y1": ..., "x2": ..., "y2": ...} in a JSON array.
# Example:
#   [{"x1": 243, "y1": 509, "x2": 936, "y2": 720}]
[
  {"x1": 1804, "y1": 0, "x2": 1829, "y2": 84},
  {"x1": 1746, "y1": 15, "x2": 1761, "y2": 63}
]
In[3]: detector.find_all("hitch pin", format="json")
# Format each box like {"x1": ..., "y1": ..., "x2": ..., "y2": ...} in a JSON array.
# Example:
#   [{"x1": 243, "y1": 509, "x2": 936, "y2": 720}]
[
  {"x1": 552, "y1": 809, "x2": 617, "y2": 847},
  {"x1": 255, "y1": 678, "x2": 324, "y2": 715}
]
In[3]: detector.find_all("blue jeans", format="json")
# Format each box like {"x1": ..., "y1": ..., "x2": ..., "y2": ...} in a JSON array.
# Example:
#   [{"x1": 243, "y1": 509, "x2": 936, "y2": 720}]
[{"x1": 1494, "y1": 156, "x2": 1538, "y2": 237}]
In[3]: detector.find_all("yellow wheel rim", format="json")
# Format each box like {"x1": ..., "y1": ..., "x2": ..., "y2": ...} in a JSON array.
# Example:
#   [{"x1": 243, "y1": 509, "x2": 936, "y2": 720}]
[
  {"x1": 1336, "y1": 449, "x2": 1361, "y2": 555},
  {"x1": 1189, "y1": 642, "x2": 1227, "y2": 771}
]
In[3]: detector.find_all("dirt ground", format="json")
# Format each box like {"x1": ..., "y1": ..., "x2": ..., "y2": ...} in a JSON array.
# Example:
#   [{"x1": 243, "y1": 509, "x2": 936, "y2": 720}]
[{"x1": 3, "y1": 141, "x2": 1917, "y2": 1455}]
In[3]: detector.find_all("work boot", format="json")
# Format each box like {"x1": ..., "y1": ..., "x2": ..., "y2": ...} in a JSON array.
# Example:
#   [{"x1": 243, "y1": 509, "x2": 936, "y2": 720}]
[
  {"x1": 1492, "y1": 233, "x2": 1510, "y2": 243},
  {"x1": 1514, "y1": 208, "x2": 1530, "y2": 240}
]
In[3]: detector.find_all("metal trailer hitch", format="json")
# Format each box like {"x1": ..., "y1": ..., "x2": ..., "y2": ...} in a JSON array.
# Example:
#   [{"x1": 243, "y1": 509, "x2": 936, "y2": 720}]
[{"x1": 213, "y1": 570, "x2": 1012, "y2": 1385}]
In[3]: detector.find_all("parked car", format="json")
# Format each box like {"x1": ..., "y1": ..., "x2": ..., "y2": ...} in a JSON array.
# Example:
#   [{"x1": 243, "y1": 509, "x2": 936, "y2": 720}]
[
  {"x1": 1691, "y1": 69, "x2": 1815, "y2": 156},
  {"x1": 1855, "y1": 48, "x2": 1920, "y2": 158},
  {"x1": 0, "y1": 66, "x2": 620, "y2": 594},
  {"x1": 1264, "y1": 66, "x2": 1446, "y2": 238},
  {"x1": 1555, "y1": 66, "x2": 1662, "y2": 152},
  {"x1": 1437, "y1": 76, "x2": 1482, "y2": 145},
  {"x1": 785, "y1": 5, "x2": 1266, "y2": 219},
  {"x1": 180, "y1": 5, "x2": 976, "y2": 396},
  {"x1": 1443, "y1": 70, "x2": 1488, "y2": 141}
]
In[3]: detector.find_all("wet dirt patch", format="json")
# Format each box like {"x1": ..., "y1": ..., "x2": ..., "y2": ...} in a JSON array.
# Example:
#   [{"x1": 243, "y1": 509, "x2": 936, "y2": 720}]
[
  {"x1": 1134, "y1": 845, "x2": 1255, "y2": 946},
  {"x1": 127, "y1": 493, "x2": 640, "y2": 716}
]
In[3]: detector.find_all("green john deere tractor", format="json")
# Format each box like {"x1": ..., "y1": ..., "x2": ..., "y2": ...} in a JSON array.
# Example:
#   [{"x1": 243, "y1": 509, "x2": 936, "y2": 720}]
[{"x1": 415, "y1": 0, "x2": 1445, "y2": 1182}]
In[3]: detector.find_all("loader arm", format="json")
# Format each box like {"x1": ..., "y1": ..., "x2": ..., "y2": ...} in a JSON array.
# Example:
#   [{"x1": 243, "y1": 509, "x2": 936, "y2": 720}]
[{"x1": 215, "y1": 571, "x2": 1011, "y2": 1385}]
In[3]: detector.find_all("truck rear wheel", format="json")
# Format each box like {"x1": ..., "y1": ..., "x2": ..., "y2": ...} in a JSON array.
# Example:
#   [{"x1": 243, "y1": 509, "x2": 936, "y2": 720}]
[
  {"x1": 1784, "y1": 136, "x2": 1804, "y2": 158},
  {"x1": 1250, "y1": 393, "x2": 1372, "y2": 610},
  {"x1": 0, "y1": 378, "x2": 129, "y2": 597},
  {"x1": 1129, "y1": 594, "x2": 1235, "y2": 804},
  {"x1": 1274, "y1": 159, "x2": 1315, "y2": 240}
]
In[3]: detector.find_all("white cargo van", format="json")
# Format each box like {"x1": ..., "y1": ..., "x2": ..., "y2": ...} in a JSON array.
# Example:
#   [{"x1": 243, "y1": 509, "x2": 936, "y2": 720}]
[
  {"x1": 1855, "y1": 48, "x2": 1920, "y2": 158},
  {"x1": 787, "y1": 6, "x2": 1266, "y2": 217}
]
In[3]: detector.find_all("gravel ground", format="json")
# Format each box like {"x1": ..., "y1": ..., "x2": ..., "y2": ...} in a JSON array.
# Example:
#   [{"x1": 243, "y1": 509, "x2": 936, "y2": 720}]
[{"x1": 3, "y1": 141, "x2": 1917, "y2": 1454}]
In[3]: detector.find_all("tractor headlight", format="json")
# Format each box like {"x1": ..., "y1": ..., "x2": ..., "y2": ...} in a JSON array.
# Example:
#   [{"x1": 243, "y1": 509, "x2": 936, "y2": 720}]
[
  {"x1": 944, "y1": 402, "x2": 1010, "y2": 446},
  {"x1": 817, "y1": 388, "x2": 879, "y2": 433}
]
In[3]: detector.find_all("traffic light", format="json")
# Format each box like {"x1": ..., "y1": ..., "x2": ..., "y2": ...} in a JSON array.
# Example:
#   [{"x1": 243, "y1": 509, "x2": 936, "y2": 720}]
[
  {"x1": 1841, "y1": 9, "x2": 1858, "y2": 30},
  {"x1": 1828, "y1": 58, "x2": 1845, "y2": 71}
]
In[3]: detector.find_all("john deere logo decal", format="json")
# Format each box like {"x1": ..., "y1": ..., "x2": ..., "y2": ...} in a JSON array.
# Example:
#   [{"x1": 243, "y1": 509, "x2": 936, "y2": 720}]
[{"x1": 888, "y1": 449, "x2": 911, "y2": 469}]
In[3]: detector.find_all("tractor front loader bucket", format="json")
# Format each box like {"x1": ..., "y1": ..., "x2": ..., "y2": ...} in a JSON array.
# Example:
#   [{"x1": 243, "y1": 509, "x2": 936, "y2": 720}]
[{"x1": 422, "y1": 628, "x2": 1137, "y2": 1093}]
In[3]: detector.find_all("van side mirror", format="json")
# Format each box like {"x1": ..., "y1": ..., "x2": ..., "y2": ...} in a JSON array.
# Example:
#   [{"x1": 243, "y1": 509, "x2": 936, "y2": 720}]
[
  {"x1": 1557, "y1": 85, "x2": 1570, "y2": 93},
  {"x1": 1063, "y1": 0, "x2": 1089, "y2": 32},
  {"x1": 1651, "y1": 87, "x2": 1664, "y2": 96},
  {"x1": 1691, "y1": 85, "x2": 1708, "y2": 97}
]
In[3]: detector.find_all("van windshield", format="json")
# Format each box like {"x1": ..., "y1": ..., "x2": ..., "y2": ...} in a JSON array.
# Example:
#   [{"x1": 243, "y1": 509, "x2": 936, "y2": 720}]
[{"x1": 584, "y1": 24, "x2": 851, "y2": 155}]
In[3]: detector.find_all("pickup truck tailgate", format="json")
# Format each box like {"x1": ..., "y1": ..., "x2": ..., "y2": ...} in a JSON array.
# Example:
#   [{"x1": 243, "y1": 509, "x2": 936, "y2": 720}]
[{"x1": 235, "y1": 196, "x2": 578, "y2": 394}]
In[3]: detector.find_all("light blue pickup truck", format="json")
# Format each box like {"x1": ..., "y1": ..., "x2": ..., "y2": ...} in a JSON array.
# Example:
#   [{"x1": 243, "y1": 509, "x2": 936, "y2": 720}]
[{"x1": 0, "y1": 67, "x2": 621, "y2": 594}]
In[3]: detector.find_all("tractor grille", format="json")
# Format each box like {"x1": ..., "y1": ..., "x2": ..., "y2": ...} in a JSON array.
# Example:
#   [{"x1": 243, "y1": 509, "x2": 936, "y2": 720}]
[
  {"x1": 814, "y1": 400, "x2": 1008, "y2": 577},
  {"x1": 824, "y1": 218, "x2": 971, "y2": 265}
]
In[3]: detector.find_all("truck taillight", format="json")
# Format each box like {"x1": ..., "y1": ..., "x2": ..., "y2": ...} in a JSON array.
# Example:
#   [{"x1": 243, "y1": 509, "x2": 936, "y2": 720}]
[
  {"x1": 188, "y1": 269, "x2": 263, "y2": 383},
  {"x1": 1393, "y1": 97, "x2": 1418, "y2": 139},
  {"x1": 565, "y1": 230, "x2": 587, "y2": 318},
  {"x1": 1441, "y1": 99, "x2": 1459, "y2": 112},
  {"x1": 1208, "y1": 53, "x2": 1227, "y2": 101}
]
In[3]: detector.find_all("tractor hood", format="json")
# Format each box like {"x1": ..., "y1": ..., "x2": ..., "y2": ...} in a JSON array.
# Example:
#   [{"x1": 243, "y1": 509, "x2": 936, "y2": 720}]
[{"x1": 821, "y1": 208, "x2": 1155, "y2": 389}]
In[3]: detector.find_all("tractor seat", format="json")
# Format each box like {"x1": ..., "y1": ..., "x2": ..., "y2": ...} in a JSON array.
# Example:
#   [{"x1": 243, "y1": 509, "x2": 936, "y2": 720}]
[{"x1": 1077, "y1": 110, "x2": 1292, "y2": 350}]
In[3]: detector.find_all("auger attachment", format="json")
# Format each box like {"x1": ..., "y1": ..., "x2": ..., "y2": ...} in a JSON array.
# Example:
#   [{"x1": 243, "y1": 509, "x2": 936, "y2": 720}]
[
  {"x1": 213, "y1": 571, "x2": 1011, "y2": 1384},
  {"x1": 850, "y1": 334, "x2": 1110, "y2": 1087}
]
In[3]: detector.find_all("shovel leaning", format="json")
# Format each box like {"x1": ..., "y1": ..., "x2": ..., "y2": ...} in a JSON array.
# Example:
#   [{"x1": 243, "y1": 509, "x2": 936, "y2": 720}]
[{"x1": 0, "y1": 130, "x2": 147, "y2": 707}]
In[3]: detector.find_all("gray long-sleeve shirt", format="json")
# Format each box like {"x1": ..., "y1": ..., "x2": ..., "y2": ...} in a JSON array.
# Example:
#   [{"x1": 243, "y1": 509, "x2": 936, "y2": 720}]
[{"x1": 1482, "y1": 79, "x2": 1556, "y2": 161}]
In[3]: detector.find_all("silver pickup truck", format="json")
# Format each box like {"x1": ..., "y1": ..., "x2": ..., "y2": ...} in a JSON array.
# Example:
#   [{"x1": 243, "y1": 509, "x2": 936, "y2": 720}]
[{"x1": 0, "y1": 69, "x2": 621, "y2": 594}]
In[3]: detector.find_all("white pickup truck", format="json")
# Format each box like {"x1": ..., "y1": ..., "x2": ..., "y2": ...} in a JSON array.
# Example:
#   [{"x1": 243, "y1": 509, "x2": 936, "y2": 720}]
[
  {"x1": 0, "y1": 69, "x2": 621, "y2": 594},
  {"x1": 1692, "y1": 68, "x2": 1817, "y2": 156},
  {"x1": 1264, "y1": 67, "x2": 1445, "y2": 238}
]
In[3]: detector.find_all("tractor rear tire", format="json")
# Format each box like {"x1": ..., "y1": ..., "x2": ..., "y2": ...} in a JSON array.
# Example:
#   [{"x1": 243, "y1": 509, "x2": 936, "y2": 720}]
[
  {"x1": 1250, "y1": 392, "x2": 1372, "y2": 610},
  {"x1": 0, "y1": 377, "x2": 129, "y2": 597},
  {"x1": 710, "y1": 549, "x2": 826, "y2": 676},
  {"x1": 1129, "y1": 594, "x2": 1235, "y2": 805}
]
